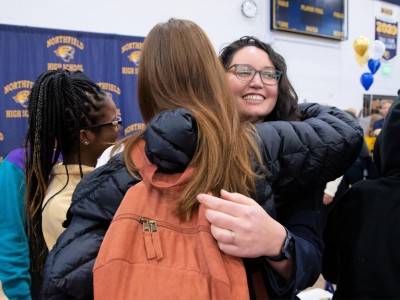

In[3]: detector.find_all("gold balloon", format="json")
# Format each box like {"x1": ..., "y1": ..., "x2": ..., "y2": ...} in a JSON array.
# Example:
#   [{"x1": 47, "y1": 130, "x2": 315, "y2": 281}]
[
  {"x1": 355, "y1": 53, "x2": 369, "y2": 67},
  {"x1": 353, "y1": 36, "x2": 370, "y2": 57}
]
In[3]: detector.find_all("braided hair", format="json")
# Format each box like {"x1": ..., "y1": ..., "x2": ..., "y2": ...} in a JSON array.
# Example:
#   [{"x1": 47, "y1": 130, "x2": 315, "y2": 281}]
[{"x1": 25, "y1": 69, "x2": 107, "y2": 296}]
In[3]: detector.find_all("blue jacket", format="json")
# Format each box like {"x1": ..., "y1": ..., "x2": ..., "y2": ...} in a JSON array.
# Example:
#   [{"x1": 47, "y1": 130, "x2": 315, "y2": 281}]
[
  {"x1": 43, "y1": 104, "x2": 363, "y2": 299},
  {"x1": 372, "y1": 117, "x2": 384, "y2": 131},
  {"x1": 0, "y1": 147, "x2": 31, "y2": 300}
]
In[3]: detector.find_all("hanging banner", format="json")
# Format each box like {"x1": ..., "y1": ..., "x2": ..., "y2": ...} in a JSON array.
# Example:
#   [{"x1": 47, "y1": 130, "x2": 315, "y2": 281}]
[
  {"x1": 0, "y1": 24, "x2": 145, "y2": 161},
  {"x1": 375, "y1": 18, "x2": 398, "y2": 60}
]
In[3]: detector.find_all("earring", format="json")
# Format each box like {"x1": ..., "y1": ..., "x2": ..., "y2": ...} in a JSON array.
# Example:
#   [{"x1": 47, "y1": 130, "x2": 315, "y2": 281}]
[{"x1": 83, "y1": 141, "x2": 89, "y2": 145}]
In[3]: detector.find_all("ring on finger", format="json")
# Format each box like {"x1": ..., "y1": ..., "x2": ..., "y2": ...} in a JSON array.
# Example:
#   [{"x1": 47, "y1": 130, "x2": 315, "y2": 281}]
[{"x1": 230, "y1": 230, "x2": 236, "y2": 242}]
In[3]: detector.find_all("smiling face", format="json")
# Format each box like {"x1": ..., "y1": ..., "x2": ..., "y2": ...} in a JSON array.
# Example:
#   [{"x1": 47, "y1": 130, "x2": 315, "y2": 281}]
[{"x1": 226, "y1": 46, "x2": 279, "y2": 122}]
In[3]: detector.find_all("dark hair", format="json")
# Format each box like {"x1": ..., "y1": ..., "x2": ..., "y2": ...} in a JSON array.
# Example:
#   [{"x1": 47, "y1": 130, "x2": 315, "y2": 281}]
[
  {"x1": 219, "y1": 36, "x2": 300, "y2": 121},
  {"x1": 25, "y1": 69, "x2": 107, "y2": 295}
]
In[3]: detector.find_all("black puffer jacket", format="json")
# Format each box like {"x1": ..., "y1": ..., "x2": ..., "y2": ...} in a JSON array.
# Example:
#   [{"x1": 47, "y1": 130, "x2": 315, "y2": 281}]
[{"x1": 42, "y1": 104, "x2": 363, "y2": 299}]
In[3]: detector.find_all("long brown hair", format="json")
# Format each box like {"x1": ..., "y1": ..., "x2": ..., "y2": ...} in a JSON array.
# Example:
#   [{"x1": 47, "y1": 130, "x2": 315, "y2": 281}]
[{"x1": 124, "y1": 19, "x2": 261, "y2": 221}]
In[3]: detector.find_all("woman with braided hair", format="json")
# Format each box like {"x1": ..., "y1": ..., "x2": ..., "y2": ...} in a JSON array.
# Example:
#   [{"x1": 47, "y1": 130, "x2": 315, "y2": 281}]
[{"x1": 25, "y1": 69, "x2": 120, "y2": 297}]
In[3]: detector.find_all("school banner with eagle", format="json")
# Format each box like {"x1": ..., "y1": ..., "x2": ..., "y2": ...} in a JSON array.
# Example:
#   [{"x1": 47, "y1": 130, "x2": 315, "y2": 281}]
[{"x1": 0, "y1": 24, "x2": 144, "y2": 161}]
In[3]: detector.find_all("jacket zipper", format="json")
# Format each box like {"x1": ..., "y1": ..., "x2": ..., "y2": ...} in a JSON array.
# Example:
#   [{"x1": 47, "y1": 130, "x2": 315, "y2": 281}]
[
  {"x1": 140, "y1": 217, "x2": 163, "y2": 260},
  {"x1": 114, "y1": 213, "x2": 210, "y2": 261}
]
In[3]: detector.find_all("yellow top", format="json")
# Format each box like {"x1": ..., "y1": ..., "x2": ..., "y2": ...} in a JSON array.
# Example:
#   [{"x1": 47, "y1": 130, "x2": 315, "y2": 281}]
[{"x1": 42, "y1": 164, "x2": 94, "y2": 250}]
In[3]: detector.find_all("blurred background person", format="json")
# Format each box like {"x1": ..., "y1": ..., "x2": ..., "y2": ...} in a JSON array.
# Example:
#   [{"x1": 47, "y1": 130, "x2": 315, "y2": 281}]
[{"x1": 372, "y1": 100, "x2": 393, "y2": 136}]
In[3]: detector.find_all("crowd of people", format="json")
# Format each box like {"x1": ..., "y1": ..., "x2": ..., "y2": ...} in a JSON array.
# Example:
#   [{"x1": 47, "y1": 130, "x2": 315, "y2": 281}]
[{"x1": 0, "y1": 17, "x2": 397, "y2": 300}]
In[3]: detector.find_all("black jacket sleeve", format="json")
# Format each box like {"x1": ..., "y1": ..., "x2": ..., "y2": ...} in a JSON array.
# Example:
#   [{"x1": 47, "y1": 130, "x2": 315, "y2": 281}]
[
  {"x1": 256, "y1": 103, "x2": 364, "y2": 196},
  {"x1": 42, "y1": 154, "x2": 138, "y2": 299}
]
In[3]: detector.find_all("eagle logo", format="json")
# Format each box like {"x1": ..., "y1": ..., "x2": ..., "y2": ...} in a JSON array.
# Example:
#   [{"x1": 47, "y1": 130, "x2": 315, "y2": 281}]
[
  {"x1": 127, "y1": 51, "x2": 140, "y2": 66},
  {"x1": 13, "y1": 90, "x2": 30, "y2": 108},
  {"x1": 54, "y1": 45, "x2": 75, "y2": 62}
]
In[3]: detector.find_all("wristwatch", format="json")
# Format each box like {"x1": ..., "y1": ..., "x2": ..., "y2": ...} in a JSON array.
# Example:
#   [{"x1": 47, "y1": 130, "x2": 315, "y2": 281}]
[{"x1": 266, "y1": 227, "x2": 294, "y2": 262}]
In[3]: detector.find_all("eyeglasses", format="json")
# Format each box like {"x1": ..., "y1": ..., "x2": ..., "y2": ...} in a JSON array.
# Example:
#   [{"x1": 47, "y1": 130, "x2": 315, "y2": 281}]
[
  {"x1": 227, "y1": 64, "x2": 282, "y2": 86},
  {"x1": 83, "y1": 116, "x2": 122, "y2": 129}
]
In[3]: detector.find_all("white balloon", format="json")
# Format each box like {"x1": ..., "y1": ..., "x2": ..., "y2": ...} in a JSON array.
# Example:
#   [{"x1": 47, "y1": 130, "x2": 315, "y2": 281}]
[{"x1": 371, "y1": 40, "x2": 386, "y2": 59}]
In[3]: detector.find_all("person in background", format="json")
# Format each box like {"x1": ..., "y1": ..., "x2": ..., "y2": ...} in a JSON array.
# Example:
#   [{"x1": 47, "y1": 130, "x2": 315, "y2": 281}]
[
  {"x1": 200, "y1": 36, "x2": 362, "y2": 298},
  {"x1": 322, "y1": 97, "x2": 400, "y2": 299},
  {"x1": 318, "y1": 107, "x2": 378, "y2": 253},
  {"x1": 321, "y1": 108, "x2": 375, "y2": 207},
  {"x1": 42, "y1": 27, "x2": 362, "y2": 299},
  {"x1": 373, "y1": 100, "x2": 393, "y2": 136},
  {"x1": 0, "y1": 147, "x2": 30, "y2": 300},
  {"x1": 321, "y1": 176, "x2": 345, "y2": 207},
  {"x1": 25, "y1": 69, "x2": 120, "y2": 297},
  {"x1": 367, "y1": 112, "x2": 383, "y2": 137}
]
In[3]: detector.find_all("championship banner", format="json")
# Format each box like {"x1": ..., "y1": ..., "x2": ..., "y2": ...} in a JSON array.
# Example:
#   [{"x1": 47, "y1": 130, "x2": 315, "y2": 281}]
[
  {"x1": 375, "y1": 18, "x2": 398, "y2": 60},
  {"x1": 0, "y1": 24, "x2": 145, "y2": 161}
]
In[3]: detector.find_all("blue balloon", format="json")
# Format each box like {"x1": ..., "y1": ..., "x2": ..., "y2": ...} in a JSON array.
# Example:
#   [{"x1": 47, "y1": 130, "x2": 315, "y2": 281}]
[
  {"x1": 360, "y1": 72, "x2": 374, "y2": 91},
  {"x1": 368, "y1": 58, "x2": 381, "y2": 74}
]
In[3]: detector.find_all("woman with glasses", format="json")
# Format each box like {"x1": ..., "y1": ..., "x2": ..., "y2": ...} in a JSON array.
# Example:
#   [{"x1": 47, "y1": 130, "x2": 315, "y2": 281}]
[
  {"x1": 191, "y1": 36, "x2": 352, "y2": 298},
  {"x1": 24, "y1": 69, "x2": 120, "y2": 297},
  {"x1": 220, "y1": 36, "x2": 299, "y2": 123}
]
